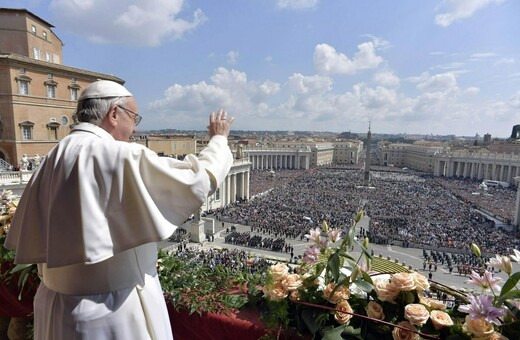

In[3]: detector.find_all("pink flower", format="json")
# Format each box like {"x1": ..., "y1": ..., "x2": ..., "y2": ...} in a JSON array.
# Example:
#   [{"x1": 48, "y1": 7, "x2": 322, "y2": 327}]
[
  {"x1": 327, "y1": 229, "x2": 342, "y2": 243},
  {"x1": 487, "y1": 255, "x2": 512, "y2": 275},
  {"x1": 458, "y1": 295, "x2": 506, "y2": 325},
  {"x1": 305, "y1": 227, "x2": 322, "y2": 245},
  {"x1": 302, "y1": 245, "x2": 321, "y2": 265},
  {"x1": 466, "y1": 270, "x2": 502, "y2": 292},
  {"x1": 510, "y1": 249, "x2": 520, "y2": 263}
]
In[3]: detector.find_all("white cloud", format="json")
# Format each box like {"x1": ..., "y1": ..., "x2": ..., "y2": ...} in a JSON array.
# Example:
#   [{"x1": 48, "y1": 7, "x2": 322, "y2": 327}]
[
  {"x1": 276, "y1": 0, "x2": 319, "y2": 10},
  {"x1": 495, "y1": 58, "x2": 515, "y2": 65},
  {"x1": 464, "y1": 87, "x2": 480, "y2": 95},
  {"x1": 510, "y1": 91, "x2": 520, "y2": 108},
  {"x1": 373, "y1": 71, "x2": 400, "y2": 87},
  {"x1": 435, "y1": 0, "x2": 504, "y2": 27},
  {"x1": 227, "y1": 51, "x2": 239, "y2": 65},
  {"x1": 147, "y1": 64, "x2": 518, "y2": 135},
  {"x1": 49, "y1": 0, "x2": 207, "y2": 46},
  {"x1": 471, "y1": 52, "x2": 498, "y2": 59},
  {"x1": 417, "y1": 73, "x2": 458, "y2": 92},
  {"x1": 313, "y1": 42, "x2": 383, "y2": 76}
]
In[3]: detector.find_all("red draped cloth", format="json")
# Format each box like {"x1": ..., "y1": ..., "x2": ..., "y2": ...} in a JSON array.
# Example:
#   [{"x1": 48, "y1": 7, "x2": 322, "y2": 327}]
[
  {"x1": 0, "y1": 263, "x2": 34, "y2": 319},
  {"x1": 167, "y1": 302, "x2": 269, "y2": 340}
]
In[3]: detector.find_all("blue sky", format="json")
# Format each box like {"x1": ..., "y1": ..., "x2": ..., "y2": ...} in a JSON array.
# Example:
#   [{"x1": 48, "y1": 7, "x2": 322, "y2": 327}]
[{"x1": 3, "y1": 0, "x2": 520, "y2": 137}]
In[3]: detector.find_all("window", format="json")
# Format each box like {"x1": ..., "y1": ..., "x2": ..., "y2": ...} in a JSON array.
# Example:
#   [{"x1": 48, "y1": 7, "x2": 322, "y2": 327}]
[
  {"x1": 19, "y1": 121, "x2": 34, "y2": 140},
  {"x1": 69, "y1": 84, "x2": 80, "y2": 101},
  {"x1": 19, "y1": 81, "x2": 29, "y2": 95},
  {"x1": 16, "y1": 75, "x2": 32, "y2": 95},
  {"x1": 31, "y1": 25, "x2": 36, "y2": 34},
  {"x1": 47, "y1": 85, "x2": 56, "y2": 98},
  {"x1": 48, "y1": 73, "x2": 53, "y2": 79},
  {"x1": 46, "y1": 122, "x2": 60, "y2": 140},
  {"x1": 45, "y1": 53, "x2": 51, "y2": 62},
  {"x1": 19, "y1": 68, "x2": 26, "y2": 74},
  {"x1": 45, "y1": 80, "x2": 58, "y2": 98},
  {"x1": 61, "y1": 116, "x2": 69, "y2": 125},
  {"x1": 70, "y1": 88, "x2": 78, "y2": 101},
  {"x1": 43, "y1": 31, "x2": 47, "y2": 40},
  {"x1": 33, "y1": 47, "x2": 40, "y2": 60}
]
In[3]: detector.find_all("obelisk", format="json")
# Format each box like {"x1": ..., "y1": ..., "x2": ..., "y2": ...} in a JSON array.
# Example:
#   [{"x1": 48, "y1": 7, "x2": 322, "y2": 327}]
[{"x1": 363, "y1": 122, "x2": 371, "y2": 187}]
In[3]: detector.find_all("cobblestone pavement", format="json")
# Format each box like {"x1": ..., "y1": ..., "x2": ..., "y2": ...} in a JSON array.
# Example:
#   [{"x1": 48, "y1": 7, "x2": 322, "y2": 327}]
[{"x1": 159, "y1": 218, "x2": 520, "y2": 292}]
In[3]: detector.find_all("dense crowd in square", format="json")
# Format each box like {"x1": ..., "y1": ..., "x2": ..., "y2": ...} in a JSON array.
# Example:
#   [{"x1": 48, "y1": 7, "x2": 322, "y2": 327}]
[{"x1": 212, "y1": 167, "x2": 520, "y2": 256}]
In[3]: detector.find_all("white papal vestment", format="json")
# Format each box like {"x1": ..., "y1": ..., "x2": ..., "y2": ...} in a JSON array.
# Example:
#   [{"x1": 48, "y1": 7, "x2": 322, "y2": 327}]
[{"x1": 6, "y1": 123, "x2": 233, "y2": 340}]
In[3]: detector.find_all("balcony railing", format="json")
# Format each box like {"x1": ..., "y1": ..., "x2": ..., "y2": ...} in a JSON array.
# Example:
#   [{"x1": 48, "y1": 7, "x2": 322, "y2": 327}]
[{"x1": 0, "y1": 171, "x2": 34, "y2": 186}]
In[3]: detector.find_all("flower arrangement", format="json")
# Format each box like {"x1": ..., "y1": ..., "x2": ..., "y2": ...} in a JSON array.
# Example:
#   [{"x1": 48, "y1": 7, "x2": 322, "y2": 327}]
[
  {"x1": 0, "y1": 189, "x2": 39, "y2": 299},
  {"x1": 258, "y1": 211, "x2": 520, "y2": 340},
  {"x1": 157, "y1": 248, "x2": 264, "y2": 316}
]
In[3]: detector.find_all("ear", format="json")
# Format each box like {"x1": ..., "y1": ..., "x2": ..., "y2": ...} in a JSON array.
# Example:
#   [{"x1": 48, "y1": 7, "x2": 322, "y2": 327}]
[{"x1": 100, "y1": 105, "x2": 118, "y2": 132}]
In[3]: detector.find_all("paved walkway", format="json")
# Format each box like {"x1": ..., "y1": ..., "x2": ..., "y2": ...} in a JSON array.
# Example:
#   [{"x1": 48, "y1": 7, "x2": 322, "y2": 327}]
[{"x1": 159, "y1": 218, "x2": 520, "y2": 293}]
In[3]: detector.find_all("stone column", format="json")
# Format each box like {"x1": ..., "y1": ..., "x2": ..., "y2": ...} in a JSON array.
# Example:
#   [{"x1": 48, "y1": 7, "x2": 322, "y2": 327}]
[
  {"x1": 514, "y1": 177, "x2": 520, "y2": 229},
  {"x1": 245, "y1": 170, "x2": 250, "y2": 200}
]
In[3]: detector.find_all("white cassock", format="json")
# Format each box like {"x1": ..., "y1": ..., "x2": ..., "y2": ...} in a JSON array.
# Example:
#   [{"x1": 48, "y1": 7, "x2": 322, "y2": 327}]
[{"x1": 5, "y1": 122, "x2": 233, "y2": 340}]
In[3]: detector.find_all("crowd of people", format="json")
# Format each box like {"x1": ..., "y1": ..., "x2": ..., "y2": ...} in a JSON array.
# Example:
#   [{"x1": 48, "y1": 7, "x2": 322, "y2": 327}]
[
  {"x1": 224, "y1": 231, "x2": 287, "y2": 253},
  {"x1": 171, "y1": 246, "x2": 273, "y2": 275},
  {"x1": 216, "y1": 167, "x2": 520, "y2": 256}
]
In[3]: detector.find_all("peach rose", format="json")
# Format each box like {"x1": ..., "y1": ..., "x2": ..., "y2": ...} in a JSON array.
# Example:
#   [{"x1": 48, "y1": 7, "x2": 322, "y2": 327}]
[
  {"x1": 392, "y1": 321, "x2": 419, "y2": 340},
  {"x1": 430, "y1": 310, "x2": 453, "y2": 330},
  {"x1": 404, "y1": 304, "x2": 430, "y2": 325},
  {"x1": 418, "y1": 295, "x2": 431, "y2": 308},
  {"x1": 301, "y1": 273, "x2": 319, "y2": 287},
  {"x1": 281, "y1": 273, "x2": 303, "y2": 292},
  {"x1": 269, "y1": 263, "x2": 289, "y2": 281},
  {"x1": 411, "y1": 272, "x2": 430, "y2": 292},
  {"x1": 334, "y1": 300, "x2": 353, "y2": 325},
  {"x1": 265, "y1": 282, "x2": 288, "y2": 301},
  {"x1": 374, "y1": 280, "x2": 400, "y2": 302},
  {"x1": 323, "y1": 283, "x2": 350, "y2": 304},
  {"x1": 488, "y1": 332, "x2": 509, "y2": 340},
  {"x1": 463, "y1": 316, "x2": 494, "y2": 338},
  {"x1": 428, "y1": 298, "x2": 446, "y2": 311},
  {"x1": 390, "y1": 273, "x2": 416, "y2": 292},
  {"x1": 366, "y1": 301, "x2": 385, "y2": 320},
  {"x1": 289, "y1": 290, "x2": 302, "y2": 302}
]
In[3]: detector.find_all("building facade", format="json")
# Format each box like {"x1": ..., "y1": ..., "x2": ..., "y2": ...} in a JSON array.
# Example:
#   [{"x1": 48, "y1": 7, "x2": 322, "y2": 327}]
[
  {"x1": 333, "y1": 140, "x2": 363, "y2": 165},
  {"x1": 434, "y1": 151, "x2": 520, "y2": 185},
  {"x1": 377, "y1": 141, "x2": 445, "y2": 173},
  {"x1": 0, "y1": 8, "x2": 124, "y2": 166}
]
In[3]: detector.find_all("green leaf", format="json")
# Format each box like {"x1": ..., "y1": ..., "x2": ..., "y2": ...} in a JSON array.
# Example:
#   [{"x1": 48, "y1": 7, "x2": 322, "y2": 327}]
[
  {"x1": 353, "y1": 279, "x2": 374, "y2": 293},
  {"x1": 320, "y1": 325, "x2": 349, "y2": 340},
  {"x1": 361, "y1": 270, "x2": 374, "y2": 286},
  {"x1": 500, "y1": 272, "x2": 520, "y2": 297},
  {"x1": 495, "y1": 291, "x2": 520, "y2": 307},
  {"x1": 327, "y1": 253, "x2": 341, "y2": 282}
]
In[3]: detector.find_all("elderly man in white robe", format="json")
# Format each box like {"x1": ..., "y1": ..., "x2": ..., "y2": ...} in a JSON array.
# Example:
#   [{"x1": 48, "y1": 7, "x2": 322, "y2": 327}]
[{"x1": 5, "y1": 80, "x2": 235, "y2": 339}]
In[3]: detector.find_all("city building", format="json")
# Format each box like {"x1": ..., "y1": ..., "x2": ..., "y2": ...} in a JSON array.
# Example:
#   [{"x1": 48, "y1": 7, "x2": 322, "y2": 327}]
[
  {"x1": 133, "y1": 133, "x2": 197, "y2": 157},
  {"x1": 377, "y1": 140, "x2": 445, "y2": 172},
  {"x1": 0, "y1": 8, "x2": 124, "y2": 167},
  {"x1": 333, "y1": 140, "x2": 363, "y2": 165}
]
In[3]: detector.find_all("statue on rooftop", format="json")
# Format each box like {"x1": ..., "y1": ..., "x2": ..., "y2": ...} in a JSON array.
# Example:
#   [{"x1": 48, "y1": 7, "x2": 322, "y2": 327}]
[{"x1": 510, "y1": 124, "x2": 520, "y2": 139}]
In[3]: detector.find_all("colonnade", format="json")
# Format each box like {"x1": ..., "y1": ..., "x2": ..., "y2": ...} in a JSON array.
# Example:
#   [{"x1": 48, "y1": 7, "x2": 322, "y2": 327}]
[
  {"x1": 435, "y1": 152, "x2": 520, "y2": 185},
  {"x1": 205, "y1": 159, "x2": 251, "y2": 211},
  {"x1": 246, "y1": 151, "x2": 310, "y2": 170}
]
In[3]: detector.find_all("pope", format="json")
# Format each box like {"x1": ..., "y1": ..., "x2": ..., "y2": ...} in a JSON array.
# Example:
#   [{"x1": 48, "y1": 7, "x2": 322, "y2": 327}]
[{"x1": 5, "y1": 80, "x2": 235, "y2": 340}]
